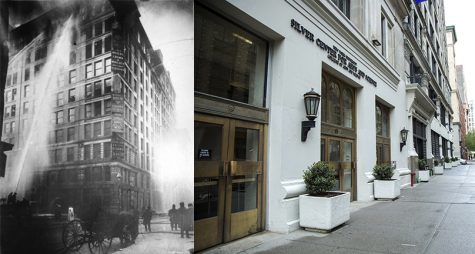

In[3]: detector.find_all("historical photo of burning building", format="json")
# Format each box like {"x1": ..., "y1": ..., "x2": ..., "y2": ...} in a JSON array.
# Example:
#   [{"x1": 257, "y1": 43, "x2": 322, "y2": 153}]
[{"x1": 0, "y1": 0, "x2": 193, "y2": 253}]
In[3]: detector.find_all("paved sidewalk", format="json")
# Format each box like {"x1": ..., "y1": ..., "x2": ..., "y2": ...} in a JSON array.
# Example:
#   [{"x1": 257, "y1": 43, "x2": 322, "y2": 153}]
[{"x1": 203, "y1": 162, "x2": 475, "y2": 254}]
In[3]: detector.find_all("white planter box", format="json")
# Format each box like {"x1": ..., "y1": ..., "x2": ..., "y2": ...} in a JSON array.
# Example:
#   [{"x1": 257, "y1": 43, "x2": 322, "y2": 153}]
[
  {"x1": 299, "y1": 192, "x2": 350, "y2": 231},
  {"x1": 444, "y1": 163, "x2": 452, "y2": 169},
  {"x1": 419, "y1": 170, "x2": 430, "y2": 182},
  {"x1": 452, "y1": 162, "x2": 457, "y2": 167},
  {"x1": 374, "y1": 180, "x2": 400, "y2": 200},
  {"x1": 433, "y1": 166, "x2": 444, "y2": 175}
]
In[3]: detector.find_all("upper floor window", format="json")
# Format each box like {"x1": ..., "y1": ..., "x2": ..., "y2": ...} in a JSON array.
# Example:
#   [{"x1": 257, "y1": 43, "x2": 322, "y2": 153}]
[
  {"x1": 331, "y1": 0, "x2": 350, "y2": 18},
  {"x1": 69, "y1": 69, "x2": 77, "y2": 84},
  {"x1": 195, "y1": 5, "x2": 267, "y2": 107},
  {"x1": 35, "y1": 46, "x2": 47, "y2": 61},
  {"x1": 70, "y1": 51, "x2": 76, "y2": 65},
  {"x1": 321, "y1": 73, "x2": 355, "y2": 129}
]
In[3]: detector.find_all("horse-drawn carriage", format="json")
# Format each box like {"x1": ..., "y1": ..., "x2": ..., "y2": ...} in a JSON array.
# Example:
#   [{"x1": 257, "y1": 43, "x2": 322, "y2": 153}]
[{"x1": 62, "y1": 207, "x2": 139, "y2": 254}]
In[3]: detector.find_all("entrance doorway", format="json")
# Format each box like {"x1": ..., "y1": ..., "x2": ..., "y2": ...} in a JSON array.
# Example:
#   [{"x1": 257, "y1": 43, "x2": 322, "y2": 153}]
[
  {"x1": 194, "y1": 114, "x2": 265, "y2": 251},
  {"x1": 321, "y1": 136, "x2": 356, "y2": 200}
]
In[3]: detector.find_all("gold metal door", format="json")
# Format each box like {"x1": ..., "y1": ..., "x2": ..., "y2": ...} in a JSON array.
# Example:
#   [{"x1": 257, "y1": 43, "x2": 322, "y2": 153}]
[
  {"x1": 321, "y1": 136, "x2": 356, "y2": 200},
  {"x1": 195, "y1": 114, "x2": 264, "y2": 251}
]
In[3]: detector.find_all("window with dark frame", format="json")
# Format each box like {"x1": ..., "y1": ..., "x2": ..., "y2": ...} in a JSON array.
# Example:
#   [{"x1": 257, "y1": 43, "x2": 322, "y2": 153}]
[
  {"x1": 67, "y1": 127, "x2": 75, "y2": 141},
  {"x1": 376, "y1": 102, "x2": 391, "y2": 165},
  {"x1": 331, "y1": 0, "x2": 350, "y2": 18},
  {"x1": 94, "y1": 81, "x2": 102, "y2": 97},
  {"x1": 94, "y1": 40, "x2": 102, "y2": 56},
  {"x1": 195, "y1": 5, "x2": 267, "y2": 107}
]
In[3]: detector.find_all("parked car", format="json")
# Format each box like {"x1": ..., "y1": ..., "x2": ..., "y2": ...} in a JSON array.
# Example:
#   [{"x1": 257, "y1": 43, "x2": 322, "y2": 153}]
[{"x1": 460, "y1": 159, "x2": 467, "y2": 165}]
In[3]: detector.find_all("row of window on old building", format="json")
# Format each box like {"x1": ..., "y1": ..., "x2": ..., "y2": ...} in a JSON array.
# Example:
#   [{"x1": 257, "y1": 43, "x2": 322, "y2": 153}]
[
  {"x1": 51, "y1": 141, "x2": 111, "y2": 163},
  {"x1": 42, "y1": 166, "x2": 150, "y2": 189},
  {"x1": 53, "y1": 119, "x2": 112, "y2": 144}
]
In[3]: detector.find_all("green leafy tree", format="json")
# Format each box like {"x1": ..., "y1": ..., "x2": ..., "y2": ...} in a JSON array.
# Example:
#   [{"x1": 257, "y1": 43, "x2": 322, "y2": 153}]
[{"x1": 467, "y1": 131, "x2": 475, "y2": 152}]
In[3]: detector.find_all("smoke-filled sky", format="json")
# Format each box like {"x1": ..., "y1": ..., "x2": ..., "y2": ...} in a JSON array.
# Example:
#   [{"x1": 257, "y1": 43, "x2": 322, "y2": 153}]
[
  {"x1": 137, "y1": 0, "x2": 193, "y2": 130},
  {"x1": 136, "y1": 0, "x2": 194, "y2": 210}
]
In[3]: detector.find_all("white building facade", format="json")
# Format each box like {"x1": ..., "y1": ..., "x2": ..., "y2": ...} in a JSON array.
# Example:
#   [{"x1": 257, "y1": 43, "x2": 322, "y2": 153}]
[
  {"x1": 194, "y1": 0, "x2": 409, "y2": 251},
  {"x1": 194, "y1": 0, "x2": 452, "y2": 251}
]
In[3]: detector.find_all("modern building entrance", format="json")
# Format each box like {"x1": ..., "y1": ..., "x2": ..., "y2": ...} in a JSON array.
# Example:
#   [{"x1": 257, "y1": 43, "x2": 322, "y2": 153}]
[
  {"x1": 321, "y1": 136, "x2": 356, "y2": 200},
  {"x1": 194, "y1": 114, "x2": 265, "y2": 251}
]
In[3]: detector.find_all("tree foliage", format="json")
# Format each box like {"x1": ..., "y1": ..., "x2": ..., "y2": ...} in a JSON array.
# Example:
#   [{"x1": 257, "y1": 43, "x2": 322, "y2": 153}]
[
  {"x1": 467, "y1": 131, "x2": 475, "y2": 151},
  {"x1": 372, "y1": 164, "x2": 394, "y2": 180},
  {"x1": 303, "y1": 162, "x2": 337, "y2": 195}
]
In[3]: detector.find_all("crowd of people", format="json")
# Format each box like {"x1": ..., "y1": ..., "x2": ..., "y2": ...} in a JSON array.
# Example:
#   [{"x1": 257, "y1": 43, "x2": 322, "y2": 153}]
[
  {"x1": 139, "y1": 202, "x2": 194, "y2": 238},
  {"x1": 168, "y1": 202, "x2": 194, "y2": 238}
]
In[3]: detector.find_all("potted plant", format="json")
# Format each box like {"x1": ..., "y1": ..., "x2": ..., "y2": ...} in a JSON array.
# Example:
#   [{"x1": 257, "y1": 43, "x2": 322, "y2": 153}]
[
  {"x1": 444, "y1": 157, "x2": 452, "y2": 169},
  {"x1": 373, "y1": 164, "x2": 400, "y2": 200},
  {"x1": 451, "y1": 157, "x2": 458, "y2": 167},
  {"x1": 433, "y1": 159, "x2": 444, "y2": 175},
  {"x1": 455, "y1": 157, "x2": 460, "y2": 165},
  {"x1": 418, "y1": 159, "x2": 430, "y2": 182},
  {"x1": 299, "y1": 162, "x2": 350, "y2": 231}
]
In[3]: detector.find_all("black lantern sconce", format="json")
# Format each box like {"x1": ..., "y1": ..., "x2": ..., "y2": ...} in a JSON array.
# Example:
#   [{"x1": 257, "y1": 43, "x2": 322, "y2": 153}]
[
  {"x1": 400, "y1": 128, "x2": 409, "y2": 151},
  {"x1": 301, "y1": 88, "x2": 321, "y2": 142}
]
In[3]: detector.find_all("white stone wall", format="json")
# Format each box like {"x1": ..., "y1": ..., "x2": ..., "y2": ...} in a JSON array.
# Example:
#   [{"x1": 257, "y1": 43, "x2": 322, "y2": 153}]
[{"x1": 213, "y1": 0, "x2": 407, "y2": 233}]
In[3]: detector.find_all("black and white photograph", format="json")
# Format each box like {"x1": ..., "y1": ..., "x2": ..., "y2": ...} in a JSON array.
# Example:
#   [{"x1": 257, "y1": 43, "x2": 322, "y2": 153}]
[{"x1": 0, "y1": 0, "x2": 193, "y2": 253}]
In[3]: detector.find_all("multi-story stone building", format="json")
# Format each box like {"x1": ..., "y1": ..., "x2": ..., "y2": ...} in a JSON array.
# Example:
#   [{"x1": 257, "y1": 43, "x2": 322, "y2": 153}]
[
  {"x1": 445, "y1": 26, "x2": 463, "y2": 159},
  {"x1": 469, "y1": 100, "x2": 475, "y2": 132},
  {"x1": 403, "y1": 0, "x2": 453, "y2": 163},
  {"x1": 193, "y1": 0, "x2": 455, "y2": 251},
  {"x1": 454, "y1": 64, "x2": 469, "y2": 158},
  {"x1": 1, "y1": 0, "x2": 175, "y2": 214},
  {"x1": 194, "y1": 0, "x2": 413, "y2": 251}
]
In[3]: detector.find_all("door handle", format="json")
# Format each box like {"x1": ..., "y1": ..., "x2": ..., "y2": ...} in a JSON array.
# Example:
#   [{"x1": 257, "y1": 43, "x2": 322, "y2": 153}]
[{"x1": 229, "y1": 161, "x2": 262, "y2": 176}]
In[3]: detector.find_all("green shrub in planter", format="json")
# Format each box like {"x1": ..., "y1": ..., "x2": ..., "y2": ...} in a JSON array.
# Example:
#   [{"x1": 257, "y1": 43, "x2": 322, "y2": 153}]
[
  {"x1": 372, "y1": 164, "x2": 394, "y2": 180},
  {"x1": 455, "y1": 157, "x2": 459, "y2": 161},
  {"x1": 444, "y1": 157, "x2": 451, "y2": 163},
  {"x1": 434, "y1": 159, "x2": 439, "y2": 167},
  {"x1": 451, "y1": 157, "x2": 457, "y2": 162},
  {"x1": 418, "y1": 159, "x2": 427, "y2": 170},
  {"x1": 303, "y1": 161, "x2": 337, "y2": 196}
]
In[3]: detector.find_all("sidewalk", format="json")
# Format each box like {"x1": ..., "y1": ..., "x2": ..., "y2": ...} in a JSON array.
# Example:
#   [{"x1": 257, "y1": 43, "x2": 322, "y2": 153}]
[{"x1": 203, "y1": 162, "x2": 475, "y2": 254}]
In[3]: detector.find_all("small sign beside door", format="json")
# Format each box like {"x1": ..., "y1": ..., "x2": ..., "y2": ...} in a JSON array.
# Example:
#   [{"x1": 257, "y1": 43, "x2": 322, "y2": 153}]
[{"x1": 198, "y1": 149, "x2": 212, "y2": 160}]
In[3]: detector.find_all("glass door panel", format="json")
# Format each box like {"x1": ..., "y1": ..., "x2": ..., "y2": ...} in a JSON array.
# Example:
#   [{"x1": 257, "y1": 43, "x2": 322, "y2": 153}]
[
  {"x1": 342, "y1": 141, "x2": 353, "y2": 195},
  {"x1": 322, "y1": 136, "x2": 356, "y2": 200},
  {"x1": 194, "y1": 116, "x2": 228, "y2": 251},
  {"x1": 195, "y1": 180, "x2": 219, "y2": 220},
  {"x1": 231, "y1": 176, "x2": 257, "y2": 213},
  {"x1": 195, "y1": 115, "x2": 265, "y2": 250},
  {"x1": 329, "y1": 140, "x2": 341, "y2": 191}
]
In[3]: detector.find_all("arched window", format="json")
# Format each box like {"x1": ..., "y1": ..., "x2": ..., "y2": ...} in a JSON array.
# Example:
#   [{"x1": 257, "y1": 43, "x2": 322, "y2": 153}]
[
  {"x1": 321, "y1": 78, "x2": 327, "y2": 122},
  {"x1": 343, "y1": 88, "x2": 353, "y2": 128},
  {"x1": 376, "y1": 105, "x2": 382, "y2": 135},
  {"x1": 329, "y1": 82, "x2": 341, "y2": 125}
]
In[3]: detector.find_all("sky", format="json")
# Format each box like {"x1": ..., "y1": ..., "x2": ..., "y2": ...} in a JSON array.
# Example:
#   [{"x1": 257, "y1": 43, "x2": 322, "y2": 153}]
[{"x1": 444, "y1": 1, "x2": 475, "y2": 104}]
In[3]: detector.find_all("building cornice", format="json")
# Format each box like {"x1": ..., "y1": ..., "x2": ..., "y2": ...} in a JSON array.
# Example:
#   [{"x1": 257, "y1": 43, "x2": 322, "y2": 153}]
[{"x1": 300, "y1": 0, "x2": 400, "y2": 89}]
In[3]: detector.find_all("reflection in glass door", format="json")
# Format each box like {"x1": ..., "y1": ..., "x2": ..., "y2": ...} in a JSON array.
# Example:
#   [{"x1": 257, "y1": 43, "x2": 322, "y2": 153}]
[{"x1": 321, "y1": 136, "x2": 356, "y2": 200}]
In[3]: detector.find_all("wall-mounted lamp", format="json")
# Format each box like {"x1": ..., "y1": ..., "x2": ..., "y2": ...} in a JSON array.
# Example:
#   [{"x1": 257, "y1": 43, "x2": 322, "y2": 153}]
[
  {"x1": 400, "y1": 128, "x2": 409, "y2": 151},
  {"x1": 301, "y1": 88, "x2": 321, "y2": 142}
]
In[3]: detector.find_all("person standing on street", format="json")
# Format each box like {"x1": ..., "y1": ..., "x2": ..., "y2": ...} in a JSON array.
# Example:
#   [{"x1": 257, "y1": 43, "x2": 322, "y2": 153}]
[
  {"x1": 142, "y1": 206, "x2": 152, "y2": 232},
  {"x1": 168, "y1": 204, "x2": 177, "y2": 230},
  {"x1": 187, "y1": 203, "x2": 194, "y2": 231},
  {"x1": 178, "y1": 202, "x2": 190, "y2": 238}
]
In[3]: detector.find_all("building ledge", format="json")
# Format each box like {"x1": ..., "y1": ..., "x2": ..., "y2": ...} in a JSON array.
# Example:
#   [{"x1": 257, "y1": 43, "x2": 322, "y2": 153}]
[{"x1": 406, "y1": 84, "x2": 436, "y2": 121}]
